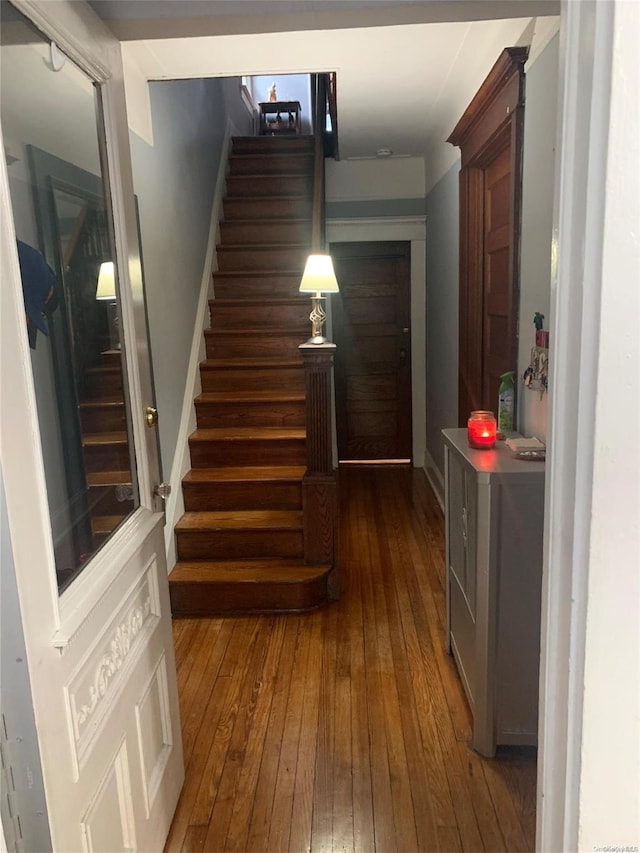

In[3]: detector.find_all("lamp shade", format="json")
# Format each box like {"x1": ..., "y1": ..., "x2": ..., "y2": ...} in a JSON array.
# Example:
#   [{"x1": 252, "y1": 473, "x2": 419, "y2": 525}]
[
  {"x1": 299, "y1": 254, "x2": 339, "y2": 294},
  {"x1": 96, "y1": 261, "x2": 116, "y2": 300}
]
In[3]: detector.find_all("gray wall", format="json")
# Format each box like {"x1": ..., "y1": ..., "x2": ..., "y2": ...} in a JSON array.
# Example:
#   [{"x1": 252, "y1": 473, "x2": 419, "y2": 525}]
[
  {"x1": 517, "y1": 35, "x2": 560, "y2": 440},
  {"x1": 130, "y1": 76, "x2": 251, "y2": 479},
  {"x1": 424, "y1": 161, "x2": 460, "y2": 477}
]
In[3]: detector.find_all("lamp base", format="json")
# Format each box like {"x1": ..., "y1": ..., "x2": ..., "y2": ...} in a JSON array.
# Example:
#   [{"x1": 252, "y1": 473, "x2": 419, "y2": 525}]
[{"x1": 305, "y1": 333, "x2": 330, "y2": 345}]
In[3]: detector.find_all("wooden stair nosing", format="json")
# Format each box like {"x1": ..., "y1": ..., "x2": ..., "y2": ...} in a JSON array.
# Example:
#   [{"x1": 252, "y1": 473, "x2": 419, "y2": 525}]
[
  {"x1": 170, "y1": 559, "x2": 329, "y2": 583},
  {"x1": 200, "y1": 357, "x2": 303, "y2": 369},
  {"x1": 189, "y1": 426, "x2": 305, "y2": 442},
  {"x1": 182, "y1": 465, "x2": 305, "y2": 485},
  {"x1": 195, "y1": 390, "x2": 305, "y2": 404},
  {"x1": 82, "y1": 431, "x2": 129, "y2": 447},
  {"x1": 175, "y1": 509, "x2": 302, "y2": 531}
]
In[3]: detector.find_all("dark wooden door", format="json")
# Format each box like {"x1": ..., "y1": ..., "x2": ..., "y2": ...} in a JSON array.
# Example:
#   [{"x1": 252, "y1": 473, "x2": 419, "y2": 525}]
[
  {"x1": 330, "y1": 241, "x2": 412, "y2": 462},
  {"x1": 483, "y1": 144, "x2": 513, "y2": 406},
  {"x1": 448, "y1": 47, "x2": 527, "y2": 425}
]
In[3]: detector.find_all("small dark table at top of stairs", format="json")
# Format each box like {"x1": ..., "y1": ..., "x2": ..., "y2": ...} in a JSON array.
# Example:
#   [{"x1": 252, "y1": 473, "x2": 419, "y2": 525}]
[
  {"x1": 169, "y1": 134, "x2": 334, "y2": 617},
  {"x1": 258, "y1": 100, "x2": 302, "y2": 136}
]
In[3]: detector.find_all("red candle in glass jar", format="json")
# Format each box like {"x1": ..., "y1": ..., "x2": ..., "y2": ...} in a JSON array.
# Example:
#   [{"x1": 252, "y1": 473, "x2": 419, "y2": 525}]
[{"x1": 467, "y1": 411, "x2": 497, "y2": 449}]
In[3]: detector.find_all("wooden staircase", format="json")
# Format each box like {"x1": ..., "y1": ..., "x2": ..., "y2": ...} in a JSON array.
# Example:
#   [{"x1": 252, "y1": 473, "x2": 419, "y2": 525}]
[
  {"x1": 79, "y1": 347, "x2": 134, "y2": 550},
  {"x1": 169, "y1": 135, "x2": 335, "y2": 616}
]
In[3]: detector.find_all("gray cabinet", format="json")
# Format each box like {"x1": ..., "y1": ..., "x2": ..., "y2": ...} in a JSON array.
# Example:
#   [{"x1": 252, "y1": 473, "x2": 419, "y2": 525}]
[{"x1": 443, "y1": 428, "x2": 545, "y2": 756}]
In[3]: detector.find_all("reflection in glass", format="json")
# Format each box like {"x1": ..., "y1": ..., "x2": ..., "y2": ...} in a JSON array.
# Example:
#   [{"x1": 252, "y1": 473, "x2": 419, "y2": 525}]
[{"x1": 1, "y1": 6, "x2": 139, "y2": 592}]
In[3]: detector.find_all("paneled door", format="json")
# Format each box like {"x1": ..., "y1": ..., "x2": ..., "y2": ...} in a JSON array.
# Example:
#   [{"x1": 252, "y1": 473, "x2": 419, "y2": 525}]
[
  {"x1": 0, "y1": 2, "x2": 183, "y2": 850},
  {"x1": 448, "y1": 47, "x2": 527, "y2": 425},
  {"x1": 331, "y1": 241, "x2": 412, "y2": 461}
]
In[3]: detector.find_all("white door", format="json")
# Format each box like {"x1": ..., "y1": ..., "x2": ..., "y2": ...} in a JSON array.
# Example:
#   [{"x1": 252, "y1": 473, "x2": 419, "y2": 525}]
[{"x1": 0, "y1": 2, "x2": 183, "y2": 850}]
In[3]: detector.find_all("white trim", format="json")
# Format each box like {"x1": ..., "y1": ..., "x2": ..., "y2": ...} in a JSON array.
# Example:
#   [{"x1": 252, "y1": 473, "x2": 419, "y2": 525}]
[
  {"x1": 525, "y1": 16, "x2": 561, "y2": 71},
  {"x1": 536, "y1": 1, "x2": 615, "y2": 850},
  {"x1": 326, "y1": 215, "x2": 427, "y2": 468},
  {"x1": 423, "y1": 447, "x2": 445, "y2": 512},
  {"x1": 123, "y1": 49, "x2": 154, "y2": 146},
  {"x1": 163, "y1": 120, "x2": 234, "y2": 570}
]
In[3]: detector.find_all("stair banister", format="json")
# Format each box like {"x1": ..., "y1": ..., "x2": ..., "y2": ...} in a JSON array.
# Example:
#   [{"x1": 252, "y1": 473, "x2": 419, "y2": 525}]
[{"x1": 300, "y1": 73, "x2": 338, "y2": 597}]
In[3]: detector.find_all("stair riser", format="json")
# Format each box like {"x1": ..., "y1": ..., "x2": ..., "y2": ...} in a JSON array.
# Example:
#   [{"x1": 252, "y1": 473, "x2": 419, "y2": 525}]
[
  {"x1": 226, "y1": 175, "x2": 313, "y2": 198},
  {"x1": 231, "y1": 136, "x2": 315, "y2": 155},
  {"x1": 213, "y1": 274, "x2": 302, "y2": 299},
  {"x1": 219, "y1": 220, "x2": 311, "y2": 246},
  {"x1": 189, "y1": 438, "x2": 306, "y2": 468},
  {"x1": 97, "y1": 351, "x2": 123, "y2": 367},
  {"x1": 204, "y1": 332, "x2": 306, "y2": 359},
  {"x1": 216, "y1": 246, "x2": 308, "y2": 272},
  {"x1": 209, "y1": 301, "x2": 309, "y2": 329},
  {"x1": 200, "y1": 368, "x2": 304, "y2": 393},
  {"x1": 89, "y1": 486, "x2": 134, "y2": 517},
  {"x1": 83, "y1": 445, "x2": 131, "y2": 473},
  {"x1": 195, "y1": 400, "x2": 305, "y2": 428},
  {"x1": 175, "y1": 529, "x2": 303, "y2": 560},
  {"x1": 223, "y1": 197, "x2": 312, "y2": 221},
  {"x1": 182, "y1": 480, "x2": 302, "y2": 512},
  {"x1": 84, "y1": 371, "x2": 123, "y2": 398},
  {"x1": 169, "y1": 575, "x2": 327, "y2": 616},
  {"x1": 228, "y1": 155, "x2": 313, "y2": 176},
  {"x1": 80, "y1": 405, "x2": 126, "y2": 433}
]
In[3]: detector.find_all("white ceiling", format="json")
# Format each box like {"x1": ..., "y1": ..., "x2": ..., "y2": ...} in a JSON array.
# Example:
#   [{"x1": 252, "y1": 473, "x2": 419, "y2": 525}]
[{"x1": 89, "y1": 1, "x2": 560, "y2": 188}]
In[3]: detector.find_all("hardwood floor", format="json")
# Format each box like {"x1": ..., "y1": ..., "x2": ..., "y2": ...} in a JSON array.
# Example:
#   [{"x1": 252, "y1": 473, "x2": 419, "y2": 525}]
[{"x1": 165, "y1": 466, "x2": 537, "y2": 852}]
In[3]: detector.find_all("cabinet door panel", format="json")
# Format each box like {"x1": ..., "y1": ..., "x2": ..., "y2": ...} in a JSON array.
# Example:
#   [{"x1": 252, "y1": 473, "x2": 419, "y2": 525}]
[{"x1": 447, "y1": 453, "x2": 467, "y2": 592}]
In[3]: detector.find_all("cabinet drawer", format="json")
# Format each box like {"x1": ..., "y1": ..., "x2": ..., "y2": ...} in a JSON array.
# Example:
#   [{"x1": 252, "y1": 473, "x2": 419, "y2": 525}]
[{"x1": 449, "y1": 571, "x2": 475, "y2": 710}]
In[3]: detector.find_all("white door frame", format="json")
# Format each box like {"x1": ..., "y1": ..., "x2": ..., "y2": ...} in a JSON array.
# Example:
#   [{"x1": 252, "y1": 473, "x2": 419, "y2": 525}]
[{"x1": 536, "y1": 1, "x2": 639, "y2": 850}]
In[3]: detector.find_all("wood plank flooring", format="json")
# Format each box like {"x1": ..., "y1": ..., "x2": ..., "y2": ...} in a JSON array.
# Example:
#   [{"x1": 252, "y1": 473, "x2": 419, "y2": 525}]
[{"x1": 165, "y1": 466, "x2": 537, "y2": 852}]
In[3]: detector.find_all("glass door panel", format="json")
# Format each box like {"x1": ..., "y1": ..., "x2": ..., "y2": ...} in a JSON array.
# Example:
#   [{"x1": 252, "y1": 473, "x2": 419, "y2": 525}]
[{"x1": 1, "y1": 6, "x2": 139, "y2": 592}]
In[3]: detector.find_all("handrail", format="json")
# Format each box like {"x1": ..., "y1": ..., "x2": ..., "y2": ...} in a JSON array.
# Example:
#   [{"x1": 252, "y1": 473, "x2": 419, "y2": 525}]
[
  {"x1": 327, "y1": 72, "x2": 339, "y2": 161},
  {"x1": 311, "y1": 73, "x2": 328, "y2": 252}
]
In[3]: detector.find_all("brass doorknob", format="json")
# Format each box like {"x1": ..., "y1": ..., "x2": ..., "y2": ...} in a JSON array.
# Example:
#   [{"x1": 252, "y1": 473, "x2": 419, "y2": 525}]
[{"x1": 145, "y1": 406, "x2": 158, "y2": 427}]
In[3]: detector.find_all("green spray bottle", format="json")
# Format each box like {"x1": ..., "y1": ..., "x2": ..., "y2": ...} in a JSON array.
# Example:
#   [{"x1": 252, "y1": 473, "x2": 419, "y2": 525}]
[{"x1": 498, "y1": 371, "x2": 515, "y2": 433}]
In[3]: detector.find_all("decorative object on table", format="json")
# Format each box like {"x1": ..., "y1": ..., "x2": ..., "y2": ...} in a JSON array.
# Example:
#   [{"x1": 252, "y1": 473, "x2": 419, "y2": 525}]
[
  {"x1": 523, "y1": 312, "x2": 549, "y2": 397},
  {"x1": 534, "y1": 311, "x2": 549, "y2": 348},
  {"x1": 268, "y1": 82, "x2": 277, "y2": 102},
  {"x1": 506, "y1": 436, "x2": 546, "y2": 460},
  {"x1": 298, "y1": 253, "x2": 340, "y2": 344},
  {"x1": 498, "y1": 371, "x2": 515, "y2": 432},
  {"x1": 467, "y1": 410, "x2": 497, "y2": 449}
]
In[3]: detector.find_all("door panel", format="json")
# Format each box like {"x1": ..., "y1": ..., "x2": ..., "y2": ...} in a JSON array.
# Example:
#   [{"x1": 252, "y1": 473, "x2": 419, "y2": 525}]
[
  {"x1": 448, "y1": 48, "x2": 527, "y2": 425},
  {"x1": 0, "y1": 3, "x2": 183, "y2": 849},
  {"x1": 483, "y1": 145, "x2": 514, "y2": 408},
  {"x1": 331, "y1": 241, "x2": 412, "y2": 461}
]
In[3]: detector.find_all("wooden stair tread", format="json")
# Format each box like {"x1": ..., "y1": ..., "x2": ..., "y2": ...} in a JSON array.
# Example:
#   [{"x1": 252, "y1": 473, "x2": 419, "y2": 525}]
[
  {"x1": 92, "y1": 515, "x2": 126, "y2": 533},
  {"x1": 221, "y1": 217, "x2": 311, "y2": 225},
  {"x1": 87, "y1": 471, "x2": 132, "y2": 486},
  {"x1": 201, "y1": 357, "x2": 302, "y2": 368},
  {"x1": 190, "y1": 427, "x2": 305, "y2": 441},
  {"x1": 209, "y1": 296, "x2": 308, "y2": 306},
  {"x1": 82, "y1": 431, "x2": 128, "y2": 446},
  {"x1": 79, "y1": 400, "x2": 124, "y2": 410},
  {"x1": 176, "y1": 510, "x2": 302, "y2": 530},
  {"x1": 196, "y1": 390, "x2": 304, "y2": 403},
  {"x1": 170, "y1": 560, "x2": 328, "y2": 583},
  {"x1": 212, "y1": 270, "x2": 303, "y2": 277},
  {"x1": 217, "y1": 243, "x2": 308, "y2": 250},
  {"x1": 204, "y1": 327, "x2": 307, "y2": 336},
  {"x1": 182, "y1": 465, "x2": 305, "y2": 483}
]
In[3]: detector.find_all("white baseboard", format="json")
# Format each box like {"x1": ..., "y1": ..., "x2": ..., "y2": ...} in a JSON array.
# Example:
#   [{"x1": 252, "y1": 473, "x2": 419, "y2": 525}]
[
  {"x1": 423, "y1": 446, "x2": 445, "y2": 512},
  {"x1": 163, "y1": 120, "x2": 233, "y2": 570}
]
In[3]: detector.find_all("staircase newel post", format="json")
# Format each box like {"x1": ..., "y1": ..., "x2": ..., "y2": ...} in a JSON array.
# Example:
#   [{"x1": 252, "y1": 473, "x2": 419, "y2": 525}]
[{"x1": 299, "y1": 341, "x2": 339, "y2": 599}]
